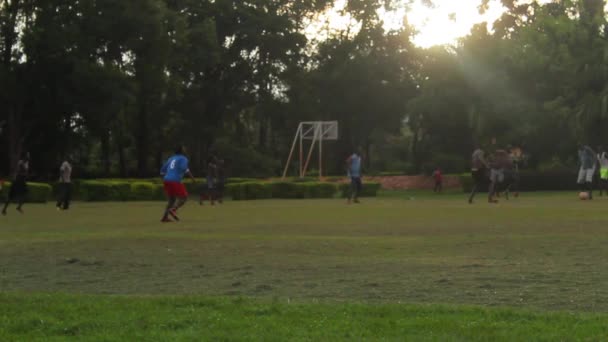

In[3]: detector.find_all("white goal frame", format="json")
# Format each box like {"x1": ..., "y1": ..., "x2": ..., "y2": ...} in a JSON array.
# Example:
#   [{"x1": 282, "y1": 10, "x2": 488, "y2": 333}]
[{"x1": 282, "y1": 121, "x2": 338, "y2": 179}]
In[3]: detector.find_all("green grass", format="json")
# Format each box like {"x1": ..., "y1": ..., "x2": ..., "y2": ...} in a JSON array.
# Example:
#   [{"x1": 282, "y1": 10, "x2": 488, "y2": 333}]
[
  {"x1": 1, "y1": 294, "x2": 608, "y2": 341},
  {"x1": 2, "y1": 192, "x2": 608, "y2": 339}
]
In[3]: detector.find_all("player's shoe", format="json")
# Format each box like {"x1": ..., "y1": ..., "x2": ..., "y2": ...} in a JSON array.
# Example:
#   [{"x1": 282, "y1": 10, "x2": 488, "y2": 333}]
[
  {"x1": 168, "y1": 208, "x2": 180, "y2": 221},
  {"x1": 161, "y1": 216, "x2": 172, "y2": 223},
  {"x1": 16, "y1": 207, "x2": 23, "y2": 214}
]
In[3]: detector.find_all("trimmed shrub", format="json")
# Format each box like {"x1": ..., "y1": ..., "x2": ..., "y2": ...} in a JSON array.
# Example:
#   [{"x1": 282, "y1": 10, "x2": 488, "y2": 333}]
[
  {"x1": 226, "y1": 178, "x2": 258, "y2": 184},
  {"x1": 80, "y1": 181, "x2": 131, "y2": 201},
  {"x1": 0, "y1": 181, "x2": 52, "y2": 203},
  {"x1": 270, "y1": 182, "x2": 305, "y2": 199},
  {"x1": 130, "y1": 182, "x2": 165, "y2": 201},
  {"x1": 339, "y1": 182, "x2": 381, "y2": 198},
  {"x1": 229, "y1": 181, "x2": 337, "y2": 200},
  {"x1": 301, "y1": 182, "x2": 337, "y2": 198},
  {"x1": 183, "y1": 181, "x2": 205, "y2": 196},
  {"x1": 242, "y1": 182, "x2": 272, "y2": 200},
  {"x1": 226, "y1": 183, "x2": 246, "y2": 200}
]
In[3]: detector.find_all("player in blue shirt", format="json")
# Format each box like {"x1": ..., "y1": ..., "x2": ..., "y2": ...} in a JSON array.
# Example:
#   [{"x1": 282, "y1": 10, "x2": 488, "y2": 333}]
[
  {"x1": 346, "y1": 150, "x2": 363, "y2": 204},
  {"x1": 160, "y1": 145, "x2": 196, "y2": 222}
]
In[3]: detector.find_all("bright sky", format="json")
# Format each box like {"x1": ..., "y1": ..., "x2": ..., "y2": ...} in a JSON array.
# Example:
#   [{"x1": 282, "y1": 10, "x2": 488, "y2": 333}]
[
  {"x1": 404, "y1": 0, "x2": 506, "y2": 47},
  {"x1": 309, "y1": 0, "x2": 508, "y2": 48}
]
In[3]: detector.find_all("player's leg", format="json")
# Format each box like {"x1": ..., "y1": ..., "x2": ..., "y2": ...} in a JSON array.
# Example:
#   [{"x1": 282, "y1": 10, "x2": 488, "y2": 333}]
[
  {"x1": 586, "y1": 169, "x2": 594, "y2": 199},
  {"x1": 1, "y1": 193, "x2": 9, "y2": 215},
  {"x1": 64, "y1": 183, "x2": 72, "y2": 210},
  {"x1": 207, "y1": 177, "x2": 215, "y2": 206},
  {"x1": 347, "y1": 177, "x2": 354, "y2": 203},
  {"x1": 354, "y1": 177, "x2": 362, "y2": 203},
  {"x1": 175, "y1": 196, "x2": 187, "y2": 209},
  {"x1": 488, "y1": 170, "x2": 498, "y2": 203},
  {"x1": 468, "y1": 170, "x2": 480, "y2": 204},
  {"x1": 56, "y1": 183, "x2": 63, "y2": 210},
  {"x1": 15, "y1": 193, "x2": 25, "y2": 213},
  {"x1": 3, "y1": 182, "x2": 17, "y2": 215},
  {"x1": 162, "y1": 197, "x2": 177, "y2": 221},
  {"x1": 217, "y1": 182, "x2": 224, "y2": 204},
  {"x1": 512, "y1": 172, "x2": 520, "y2": 198},
  {"x1": 577, "y1": 167, "x2": 586, "y2": 194}
]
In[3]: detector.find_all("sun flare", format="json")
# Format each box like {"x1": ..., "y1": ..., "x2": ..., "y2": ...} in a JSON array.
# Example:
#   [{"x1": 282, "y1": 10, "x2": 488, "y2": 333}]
[{"x1": 311, "y1": 0, "x2": 507, "y2": 48}]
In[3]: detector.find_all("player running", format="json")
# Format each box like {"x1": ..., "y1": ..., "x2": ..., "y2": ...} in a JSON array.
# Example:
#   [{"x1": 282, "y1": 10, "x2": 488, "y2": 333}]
[
  {"x1": 468, "y1": 144, "x2": 489, "y2": 204},
  {"x1": 160, "y1": 145, "x2": 195, "y2": 222},
  {"x1": 2, "y1": 152, "x2": 30, "y2": 215},
  {"x1": 577, "y1": 144, "x2": 597, "y2": 200}
]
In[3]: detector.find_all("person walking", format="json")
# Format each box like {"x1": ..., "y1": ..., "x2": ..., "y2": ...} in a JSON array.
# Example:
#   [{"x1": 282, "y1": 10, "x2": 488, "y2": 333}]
[{"x1": 56, "y1": 158, "x2": 73, "y2": 211}]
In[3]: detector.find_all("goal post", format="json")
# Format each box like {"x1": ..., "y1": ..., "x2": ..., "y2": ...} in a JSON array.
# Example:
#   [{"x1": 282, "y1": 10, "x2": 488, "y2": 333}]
[{"x1": 282, "y1": 121, "x2": 339, "y2": 179}]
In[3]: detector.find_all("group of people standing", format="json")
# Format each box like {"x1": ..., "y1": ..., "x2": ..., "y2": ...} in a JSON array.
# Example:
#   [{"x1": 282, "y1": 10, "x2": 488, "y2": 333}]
[
  {"x1": 576, "y1": 144, "x2": 608, "y2": 200},
  {"x1": 468, "y1": 142, "x2": 523, "y2": 204}
]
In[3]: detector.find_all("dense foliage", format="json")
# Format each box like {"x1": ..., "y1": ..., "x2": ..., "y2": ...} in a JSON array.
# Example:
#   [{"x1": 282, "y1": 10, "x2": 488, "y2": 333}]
[{"x1": 1, "y1": 0, "x2": 607, "y2": 179}]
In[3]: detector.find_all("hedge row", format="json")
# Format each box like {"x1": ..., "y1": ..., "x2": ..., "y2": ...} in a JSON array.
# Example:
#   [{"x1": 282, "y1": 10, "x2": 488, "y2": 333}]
[
  {"x1": 0, "y1": 182, "x2": 53, "y2": 203},
  {"x1": 0, "y1": 179, "x2": 381, "y2": 202},
  {"x1": 227, "y1": 181, "x2": 381, "y2": 201}
]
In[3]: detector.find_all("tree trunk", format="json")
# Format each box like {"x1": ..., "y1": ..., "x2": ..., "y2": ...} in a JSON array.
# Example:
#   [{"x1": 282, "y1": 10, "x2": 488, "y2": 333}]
[
  {"x1": 117, "y1": 139, "x2": 127, "y2": 177},
  {"x1": 136, "y1": 102, "x2": 149, "y2": 177},
  {"x1": 411, "y1": 127, "x2": 420, "y2": 173},
  {"x1": 100, "y1": 130, "x2": 111, "y2": 176},
  {"x1": 7, "y1": 107, "x2": 22, "y2": 178}
]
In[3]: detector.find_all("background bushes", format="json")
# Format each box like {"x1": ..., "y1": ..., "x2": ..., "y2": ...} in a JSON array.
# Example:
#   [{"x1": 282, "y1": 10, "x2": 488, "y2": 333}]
[
  {"x1": 2, "y1": 179, "x2": 381, "y2": 202},
  {"x1": 79, "y1": 181, "x2": 131, "y2": 201},
  {"x1": 339, "y1": 182, "x2": 382, "y2": 198},
  {"x1": 0, "y1": 182, "x2": 52, "y2": 203}
]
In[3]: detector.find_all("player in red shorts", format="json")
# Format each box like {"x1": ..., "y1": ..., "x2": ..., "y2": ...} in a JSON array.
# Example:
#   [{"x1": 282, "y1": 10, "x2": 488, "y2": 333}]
[{"x1": 160, "y1": 145, "x2": 196, "y2": 222}]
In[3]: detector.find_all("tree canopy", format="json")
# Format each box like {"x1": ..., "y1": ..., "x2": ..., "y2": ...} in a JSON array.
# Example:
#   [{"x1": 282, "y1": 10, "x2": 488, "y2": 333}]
[{"x1": 1, "y1": 0, "x2": 607, "y2": 178}]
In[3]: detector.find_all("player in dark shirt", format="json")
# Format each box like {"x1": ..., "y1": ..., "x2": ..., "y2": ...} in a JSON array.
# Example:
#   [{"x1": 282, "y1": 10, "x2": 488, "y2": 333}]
[{"x1": 2, "y1": 152, "x2": 30, "y2": 215}]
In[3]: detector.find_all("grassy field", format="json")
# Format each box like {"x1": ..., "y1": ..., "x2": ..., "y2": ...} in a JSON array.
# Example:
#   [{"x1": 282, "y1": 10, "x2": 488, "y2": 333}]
[{"x1": 2, "y1": 192, "x2": 608, "y2": 339}]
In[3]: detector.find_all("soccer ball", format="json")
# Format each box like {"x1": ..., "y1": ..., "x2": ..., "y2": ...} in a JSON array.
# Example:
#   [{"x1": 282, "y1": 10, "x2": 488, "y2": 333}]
[{"x1": 579, "y1": 192, "x2": 590, "y2": 200}]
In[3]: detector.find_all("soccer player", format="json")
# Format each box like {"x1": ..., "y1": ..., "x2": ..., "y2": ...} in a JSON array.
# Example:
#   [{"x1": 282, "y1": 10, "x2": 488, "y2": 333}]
[
  {"x1": 56, "y1": 158, "x2": 73, "y2": 210},
  {"x1": 504, "y1": 145, "x2": 522, "y2": 199},
  {"x1": 488, "y1": 148, "x2": 510, "y2": 203},
  {"x1": 577, "y1": 144, "x2": 597, "y2": 200},
  {"x1": 200, "y1": 154, "x2": 217, "y2": 206},
  {"x1": 468, "y1": 144, "x2": 489, "y2": 204},
  {"x1": 2, "y1": 152, "x2": 30, "y2": 215},
  {"x1": 160, "y1": 145, "x2": 195, "y2": 222},
  {"x1": 432, "y1": 167, "x2": 443, "y2": 193},
  {"x1": 346, "y1": 150, "x2": 362, "y2": 204}
]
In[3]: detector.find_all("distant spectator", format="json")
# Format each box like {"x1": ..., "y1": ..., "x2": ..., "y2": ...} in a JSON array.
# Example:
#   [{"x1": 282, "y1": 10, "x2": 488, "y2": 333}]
[
  {"x1": 346, "y1": 150, "x2": 363, "y2": 204},
  {"x1": 578, "y1": 144, "x2": 597, "y2": 200},
  {"x1": 56, "y1": 158, "x2": 73, "y2": 211},
  {"x1": 468, "y1": 144, "x2": 489, "y2": 204},
  {"x1": 432, "y1": 168, "x2": 443, "y2": 193}
]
